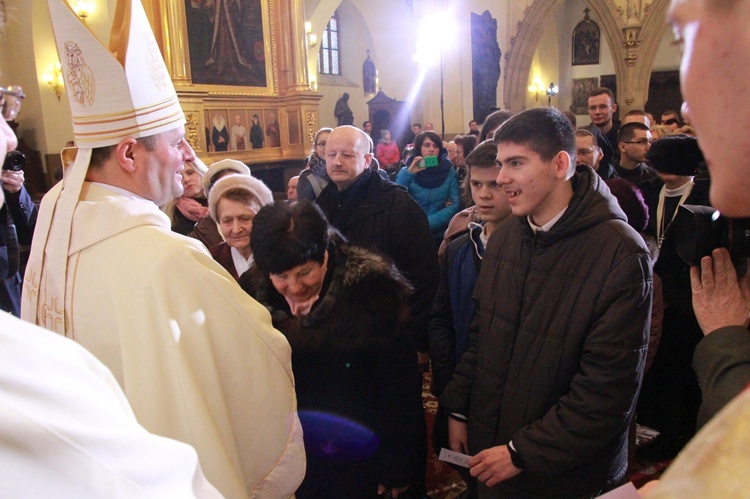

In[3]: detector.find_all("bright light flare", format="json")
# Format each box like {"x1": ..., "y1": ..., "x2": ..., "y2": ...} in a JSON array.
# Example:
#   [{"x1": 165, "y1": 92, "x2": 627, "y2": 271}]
[{"x1": 413, "y1": 11, "x2": 457, "y2": 67}]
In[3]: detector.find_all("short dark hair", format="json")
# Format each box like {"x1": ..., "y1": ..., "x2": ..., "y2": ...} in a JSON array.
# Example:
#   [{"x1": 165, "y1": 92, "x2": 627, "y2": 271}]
[
  {"x1": 88, "y1": 135, "x2": 156, "y2": 170},
  {"x1": 469, "y1": 120, "x2": 477, "y2": 126},
  {"x1": 411, "y1": 131, "x2": 445, "y2": 158},
  {"x1": 362, "y1": 120, "x2": 371, "y2": 127},
  {"x1": 465, "y1": 140, "x2": 499, "y2": 175},
  {"x1": 412, "y1": 123, "x2": 422, "y2": 128},
  {"x1": 493, "y1": 107, "x2": 575, "y2": 162},
  {"x1": 479, "y1": 110, "x2": 514, "y2": 142},
  {"x1": 454, "y1": 134, "x2": 478, "y2": 157},
  {"x1": 589, "y1": 87, "x2": 615, "y2": 103},
  {"x1": 617, "y1": 122, "x2": 650, "y2": 143},
  {"x1": 250, "y1": 201, "x2": 330, "y2": 275}
]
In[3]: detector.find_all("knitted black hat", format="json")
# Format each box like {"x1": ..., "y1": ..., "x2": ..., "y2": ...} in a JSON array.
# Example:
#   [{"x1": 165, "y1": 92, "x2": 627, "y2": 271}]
[
  {"x1": 646, "y1": 134, "x2": 704, "y2": 176},
  {"x1": 605, "y1": 178, "x2": 649, "y2": 233}
]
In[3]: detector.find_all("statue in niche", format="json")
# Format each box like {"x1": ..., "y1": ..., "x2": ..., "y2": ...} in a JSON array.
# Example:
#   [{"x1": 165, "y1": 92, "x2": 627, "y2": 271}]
[
  {"x1": 334, "y1": 93, "x2": 354, "y2": 126},
  {"x1": 363, "y1": 50, "x2": 377, "y2": 95},
  {"x1": 627, "y1": 0, "x2": 641, "y2": 21},
  {"x1": 471, "y1": 11, "x2": 502, "y2": 124}
]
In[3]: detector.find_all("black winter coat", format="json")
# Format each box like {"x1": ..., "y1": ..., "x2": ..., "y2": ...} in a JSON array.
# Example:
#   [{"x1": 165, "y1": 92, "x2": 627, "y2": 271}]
[
  {"x1": 315, "y1": 168, "x2": 439, "y2": 352},
  {"x1": 241, "y1": 237, "x2": 426, "y2": 496},
  {"x1": 441, "y1": 167, "x2": 652, "y2": 498}
]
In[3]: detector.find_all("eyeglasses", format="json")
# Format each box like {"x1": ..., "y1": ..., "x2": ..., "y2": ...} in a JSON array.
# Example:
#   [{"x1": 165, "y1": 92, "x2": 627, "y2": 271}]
[
  {"x1": 1, "y1": 85, "x2": 25, "y2": 121},
  {"x1": 622, "y1": 139, "x2": 652, "y2": 146}
]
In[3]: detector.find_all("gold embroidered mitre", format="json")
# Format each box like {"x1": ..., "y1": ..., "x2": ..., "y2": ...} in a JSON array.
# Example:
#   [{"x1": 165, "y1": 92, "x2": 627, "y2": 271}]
[
  {"x1": 48, "y1": 0, "x2": 184, "y2": 147},
  {"x1": 21, "y1": 0, "x2": 185, "y2": 333}
]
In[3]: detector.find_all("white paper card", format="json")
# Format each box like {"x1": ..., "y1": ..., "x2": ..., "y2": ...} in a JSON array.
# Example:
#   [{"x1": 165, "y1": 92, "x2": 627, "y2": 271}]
[{"x1": 438, "y1": 448, "x2": 471, "y2": 468}]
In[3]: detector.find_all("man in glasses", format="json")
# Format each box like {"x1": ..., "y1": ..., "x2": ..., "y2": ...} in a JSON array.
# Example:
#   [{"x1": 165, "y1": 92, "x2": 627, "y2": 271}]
[
  {"x1": 574, "y1": 128, "x2": 615, "y2": 179},
  {"x1": 615, "y1": 122, "x2": 662, "y2": 222},
  {"x1": 0, "y1": 86, "x2": 37, "y2": 317}
]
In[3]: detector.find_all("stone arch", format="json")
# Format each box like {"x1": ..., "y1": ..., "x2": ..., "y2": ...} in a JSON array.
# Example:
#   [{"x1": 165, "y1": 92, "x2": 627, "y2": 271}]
[
  {"x1": 627, "y1": 1, "x2": 673, "y2": 110},
  {"x1": 503, "y1": 0, "x2": 627, "y2": 112}
]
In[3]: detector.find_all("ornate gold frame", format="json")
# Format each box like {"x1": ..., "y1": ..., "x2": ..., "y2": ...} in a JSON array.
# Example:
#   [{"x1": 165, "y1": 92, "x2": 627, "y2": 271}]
[{"x1": 150, "y1": 0, "x2": 277, "y2": 96}]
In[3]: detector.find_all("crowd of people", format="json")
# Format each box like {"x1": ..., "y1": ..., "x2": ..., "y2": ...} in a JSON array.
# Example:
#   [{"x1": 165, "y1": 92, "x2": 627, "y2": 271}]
[{"x1": 2, "y1": 0, "x2": 750, "y2": 497}]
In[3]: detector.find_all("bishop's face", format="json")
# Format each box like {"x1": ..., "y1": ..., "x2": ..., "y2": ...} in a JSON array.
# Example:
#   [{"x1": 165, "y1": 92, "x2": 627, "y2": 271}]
[{"x1": 138, "y1": 127, "x2": 196, "y2": 206}]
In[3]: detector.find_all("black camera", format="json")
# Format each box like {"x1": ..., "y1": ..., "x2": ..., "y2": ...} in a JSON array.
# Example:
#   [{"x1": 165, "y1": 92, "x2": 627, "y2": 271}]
[
  {"x1": 674, "y1": 204, "x2": 750, "y2": 277},
  {"x1": 2, "y1": 150, "x2": 26, "y2": 171}
]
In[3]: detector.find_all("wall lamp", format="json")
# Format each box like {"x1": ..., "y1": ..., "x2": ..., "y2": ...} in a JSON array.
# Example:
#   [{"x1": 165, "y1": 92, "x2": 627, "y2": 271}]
[
  {"x1": 305, "y1": 22, "x2": 318, "y2": 48},
  {"x1": 546, "y1": 82, "x2": 559, "y2": 106},
  {"x1": 528, "y1": 78, "x2": 544, "y2": 102},
  {"x1": 44, "y1": 62, "x2": 65, "y2": 101},
  {"x1": 70, "y1": 0, "x2": 95, "y2": 21}
]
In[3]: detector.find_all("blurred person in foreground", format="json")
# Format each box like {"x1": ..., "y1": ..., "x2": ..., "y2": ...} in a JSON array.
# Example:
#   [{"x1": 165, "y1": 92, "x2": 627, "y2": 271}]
[
  {"x1": 21, "y1": 1, "x2": 304, "y2": 496},
  {"x1": 638, "y1": 1, "x2": 750, "y2": 496},
  {"x1": 0, "y1": 97, "x2": 37, "y2": 317}
]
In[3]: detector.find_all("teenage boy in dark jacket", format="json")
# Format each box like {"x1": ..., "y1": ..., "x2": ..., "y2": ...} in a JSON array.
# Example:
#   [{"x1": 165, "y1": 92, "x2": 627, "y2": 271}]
[{"x1": 441, "y1": 108, "x2": 652, "y2": 498}]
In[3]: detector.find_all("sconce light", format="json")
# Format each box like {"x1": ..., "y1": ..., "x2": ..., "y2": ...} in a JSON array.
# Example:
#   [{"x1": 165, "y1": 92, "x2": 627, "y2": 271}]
[
  {"x1": 305, "y1": 22, "x2": 318, "y2": 48},
  {"x1": 528, "y1": 77, "x2": 544, "y2": 102},
  {"x1": 309, "y1": 77, "x2": 318, "y2": 92},
  {"x1": 70, "y1": 0, "x2": 95, "y2": 21},
  {"x1": 546, "y1": 82, "x2": 559, "y2": 106},
  {"x1": 44, "y1": 62, "x2": 65, "y2": 101}
]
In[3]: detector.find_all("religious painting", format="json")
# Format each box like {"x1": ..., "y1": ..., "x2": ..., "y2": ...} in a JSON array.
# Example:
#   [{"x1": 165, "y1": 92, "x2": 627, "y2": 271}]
[
  {"x1": 572, "y1": 9, "x2": 600, "y2": 66},
  {"x1": 205, "y1": 109, "x2": 231, "y2": 152},
  {"x1": 228, "y1": 110, "x2": 249, "y2": 151},
  {"x1": 248, "y1": 111, "x2": 265, "y2": 149},
  {"x1": 571, "y1": 77, "x2": 599, "y2": 114},
  {"x1": 264, "y1": 110, "x2": 281, "y2": 148},
  {"x1": 287, "y1": 110, "x2": 301, "y2": 146},
  {"x1": 184, "y1": 0, "x2": 268, "y2": 87}
]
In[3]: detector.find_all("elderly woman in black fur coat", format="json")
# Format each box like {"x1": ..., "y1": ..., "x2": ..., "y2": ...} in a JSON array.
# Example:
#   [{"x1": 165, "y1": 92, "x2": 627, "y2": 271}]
[{"x1": 240, "y1": 201, "x2": 426, "y2": 498}]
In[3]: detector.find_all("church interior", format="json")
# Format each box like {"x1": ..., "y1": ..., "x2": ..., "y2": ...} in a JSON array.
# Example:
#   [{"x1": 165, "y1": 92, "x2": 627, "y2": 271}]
[{"x1": 3, "y1": 0, "x2": 680, "y2": 196}]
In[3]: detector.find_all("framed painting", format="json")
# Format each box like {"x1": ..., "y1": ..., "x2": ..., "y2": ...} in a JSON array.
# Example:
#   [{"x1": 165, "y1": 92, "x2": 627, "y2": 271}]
[
  {"x1": 228, "y1": 110, "x2": 249, "y2": 151},
  {"x1": 571, "y1": 77, "x2": 599, "y2": 114},
  {"x1": 174, "y1": 0, "x2": 276, "y2": 96},
  {"x1": 572, "y1": 11, "x2": 600, "y2": 66},
  {"x1": 263, "y1": 110, "x2": 282, "y2": 148},
  {"x1": 248, "y1": 111, "x2": 265, "y2": 149},
  {"x1": 206, "y1": 109, "x2": 231, "y2": 153},
  {"x1": 287, "y1": 110, "x2": 301, "y2": 146}
]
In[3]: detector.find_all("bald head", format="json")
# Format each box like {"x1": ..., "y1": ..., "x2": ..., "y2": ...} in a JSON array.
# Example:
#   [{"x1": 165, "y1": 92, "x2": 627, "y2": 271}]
[{"x1": 325, "y1": 126, "x2": 373, "y2": 190}]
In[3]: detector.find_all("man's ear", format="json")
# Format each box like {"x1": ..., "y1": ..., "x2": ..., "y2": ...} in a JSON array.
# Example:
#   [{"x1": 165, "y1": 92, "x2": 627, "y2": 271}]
[
  {"x1": 553, "y1": 151, "x2": 572, "y2": 179},
  {"x1": 618, "y1": 141, "x2": 626, "y2": 155},
  {"x1": 115, "y1": 137, "x2": 139, "y2": 173},
  {"x1": 364, "y1": 152, "x2": 373, "y2": 166},
  {"x1": 611, "y1": 103, "x2": 618, "y2": 114}
]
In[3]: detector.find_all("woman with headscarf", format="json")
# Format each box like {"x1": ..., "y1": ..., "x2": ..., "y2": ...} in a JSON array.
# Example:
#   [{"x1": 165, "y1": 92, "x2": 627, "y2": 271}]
[
  {"x1": 164, "y1": 158, "x2": 223, "y2": 248},
  {"x1": 240, "y1": 201, "x2": 425, "y2": 498},
  {"x1": 207, "y1": 174, "x2": 273, "y2": 280},
  {"x1": 396, "y1": 131, "x2": 460, "y2": 243}
]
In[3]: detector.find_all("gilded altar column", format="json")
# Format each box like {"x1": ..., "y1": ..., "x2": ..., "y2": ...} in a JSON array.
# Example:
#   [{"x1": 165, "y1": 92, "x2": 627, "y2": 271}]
[
  {"x1": 155, "y1": 0, "x2": 191, "y2": 85},
  {"x1": 278, "y1": 0, "x2": 311, "y2": 93}
]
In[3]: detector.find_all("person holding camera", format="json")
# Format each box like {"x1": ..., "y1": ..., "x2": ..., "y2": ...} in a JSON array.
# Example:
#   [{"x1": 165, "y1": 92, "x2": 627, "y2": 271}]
[
  {"x1": 636, "y1": 2, "x2": 750, "y2": 496},
  {"x1": 0, "y1": 113, "x2": 37, "y2": 318},
  {"x1": 396, "y1": 131, "x2": 461, "y2": 243}
]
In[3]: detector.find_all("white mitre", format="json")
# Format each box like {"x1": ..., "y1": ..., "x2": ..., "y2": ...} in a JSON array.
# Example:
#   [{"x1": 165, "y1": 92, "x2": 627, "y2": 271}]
[{"x1": 22, "y1": 0, "x2": 185, "y2": 333}]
